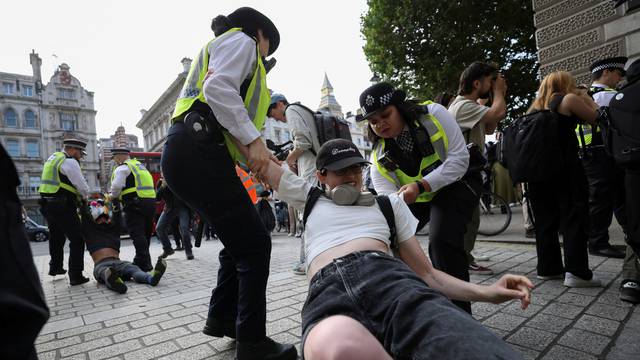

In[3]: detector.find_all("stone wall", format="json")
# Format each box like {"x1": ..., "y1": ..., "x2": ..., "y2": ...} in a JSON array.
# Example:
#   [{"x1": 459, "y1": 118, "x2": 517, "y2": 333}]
[{"x1": 533, "y1": 0, "x2": 640, "y2": 82}]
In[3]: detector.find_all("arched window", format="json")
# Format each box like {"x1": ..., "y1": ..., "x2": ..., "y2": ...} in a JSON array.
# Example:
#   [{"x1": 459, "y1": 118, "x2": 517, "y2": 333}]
[
  {"x1": 25, "y1": 110, "x2": 37, "y2": 128},
  {"x1": 4, "y1": 108, "x2": 17, "y2": 127}
]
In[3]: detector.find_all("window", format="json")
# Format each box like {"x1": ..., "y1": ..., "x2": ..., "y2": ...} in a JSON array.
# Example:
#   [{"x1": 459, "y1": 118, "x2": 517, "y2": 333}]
[
  {"x1": 60, "y1": 113, "x2": 76, "y2": 131},
  {"x1": 4, "y1": 109, "x2": 17, "y2": 127},
  {"x1": 26, "y1": 140, "x2": 39, "y2": 158},
  {"x1": 29, "y1": 176, "x2": 40, "y2": 193},
  {"x1": 58, "y1": 88, "x2": 75, "y2": 99},
  {"x1": 25, "y1": 110, "x2": 37, "y2": 128},
  {"x1": 22, "y1": 85, "x2": 33, "y2": 97},
  {"x1": 2, "y1": 82, "x2": 14, "y2": 95},
  {"x1": 6, "y1": 139, "x2": 19, "y2": 157}
]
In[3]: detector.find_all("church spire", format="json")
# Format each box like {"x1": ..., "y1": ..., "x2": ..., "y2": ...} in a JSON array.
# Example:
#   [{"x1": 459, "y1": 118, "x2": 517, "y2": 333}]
[{"x1": 318, "y1": 72, "x2": 343, "y2": 118}]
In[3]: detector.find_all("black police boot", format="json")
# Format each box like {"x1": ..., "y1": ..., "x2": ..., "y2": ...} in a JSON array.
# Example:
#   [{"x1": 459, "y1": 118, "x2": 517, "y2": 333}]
[
  {"x1": 160, "y1": 248, "x2": 175, "y2": 259},
  {"x1": 235, "y1": 337, "x2": 297, "y2": 360},
  {"x1": 203, "y1": 317, "x2": 236, "y2": 338},
  {"x1": 69, "y1": 274, "x2": 90, "y2": 286},
  {"x1": 49, "y1": 268, "x2": 67, "y2": 276},
  {"x1": 185, "y1": 248, "x2": 194, "y2": 260}
]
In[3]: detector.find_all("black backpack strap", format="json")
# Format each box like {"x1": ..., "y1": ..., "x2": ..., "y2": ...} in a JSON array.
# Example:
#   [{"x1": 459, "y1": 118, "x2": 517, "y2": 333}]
[
  {"x1": 375, "y1": 195, "x2": 397, "y2": 251},
  {"x1": 302, "y1": 187, "x2": 325, "y2": 227}
]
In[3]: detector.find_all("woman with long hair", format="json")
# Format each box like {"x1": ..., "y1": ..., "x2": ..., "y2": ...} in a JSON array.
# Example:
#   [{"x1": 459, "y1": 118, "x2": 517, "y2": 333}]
[{"x1": 527, "y1": 71, "x2": 602, "y2": 287}]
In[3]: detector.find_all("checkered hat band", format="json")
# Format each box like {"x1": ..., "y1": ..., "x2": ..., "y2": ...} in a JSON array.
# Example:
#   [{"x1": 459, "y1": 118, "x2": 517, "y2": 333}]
[{"x1": 592, "y1": 63, "x2": 626, "y2": 73}]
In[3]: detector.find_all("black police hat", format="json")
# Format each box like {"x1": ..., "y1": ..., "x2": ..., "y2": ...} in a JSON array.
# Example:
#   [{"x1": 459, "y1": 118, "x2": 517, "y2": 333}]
[
  {"x1": 110, "y1": 148, "x2": 130, "y2": 156},
  {"x1": 316, "y1": 139, "x2": 369, "y2": 171},
  {"x1": 590, "y1": 56, "x2": 628, "y2": 75},
  {"x1": 63, "y1": 138, "x2": 87, "y2": 155},
  {"x1": 358, "y1": 82, "x2": 406, "y2": 121},
  {"x1": 626, "y1": 58, "x2": 640, "y2": 83},
  {"x1": 228, "y1": 7, "x2": 280, "y2": 56}
]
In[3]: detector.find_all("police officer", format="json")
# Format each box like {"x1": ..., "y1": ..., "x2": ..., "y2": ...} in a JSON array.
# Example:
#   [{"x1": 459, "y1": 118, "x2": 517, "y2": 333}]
[
  {"x1": 161, "y1": 7, "x2": 296, "y2": 360},
  {"x1": 359, "y1": 82, "x2": 481, "y2": 313},
  {"x1": 577, "y1": 57, "x2": 628, "y2": 258},
  {"x1": 38, "y1": 138, "x2": 90, "y2": 285},
  {"x1": 109, "y1": 148, "x2": 156, "y2": 271}
]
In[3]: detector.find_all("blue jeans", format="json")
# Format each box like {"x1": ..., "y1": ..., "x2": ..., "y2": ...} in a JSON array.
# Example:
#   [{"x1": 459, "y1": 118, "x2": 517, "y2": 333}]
[
  {"x1": 301, "y1": 251, "x2": 522, "y2": 360},
  {"x1": 93, "y1": 257, "x2": 152, "y2": 288},
  {"x1": 156, "y1": 203, "x2": 192, "y2": 251}
]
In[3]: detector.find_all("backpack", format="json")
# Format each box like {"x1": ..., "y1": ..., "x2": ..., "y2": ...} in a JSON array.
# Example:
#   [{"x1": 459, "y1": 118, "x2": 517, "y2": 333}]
[
  {"x1": 302, "y1": 187, "x2": 398, "y2": 252},
  {"x1": 288, "y1": 104, "x2": 352, "y2": 154},
  {"x1": 604, "y1": 78, "x2": 640, "y2": 170},
  {"x1": 501, "y1": 109, "x2": 560, "y2": 183}
]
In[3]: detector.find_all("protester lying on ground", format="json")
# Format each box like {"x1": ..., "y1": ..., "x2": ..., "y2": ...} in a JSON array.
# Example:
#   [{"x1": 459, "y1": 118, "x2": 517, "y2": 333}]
[
  {"x1": 259, "y1": 138, "x2": 533, "y2": 359},
  {"x1": 80, "y1": 200, "x2": 166, "y2": 294}
]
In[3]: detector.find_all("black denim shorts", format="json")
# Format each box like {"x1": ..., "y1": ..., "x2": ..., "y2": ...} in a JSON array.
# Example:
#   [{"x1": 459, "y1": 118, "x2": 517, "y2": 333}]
[{"x1": 301, "y1": 251, "x2": 522, "y2": 360}]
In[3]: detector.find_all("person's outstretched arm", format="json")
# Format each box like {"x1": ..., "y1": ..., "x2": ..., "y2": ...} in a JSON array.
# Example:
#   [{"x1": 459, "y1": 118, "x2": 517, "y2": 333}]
[{"x1": 399, "y1": 236, "x2": 533, "y2": 309}]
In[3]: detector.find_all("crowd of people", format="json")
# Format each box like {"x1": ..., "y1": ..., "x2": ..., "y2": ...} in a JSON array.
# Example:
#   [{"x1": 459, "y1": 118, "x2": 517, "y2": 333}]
[{"x1": 2, "y1": 5, "x2": 639, "y2": 360}]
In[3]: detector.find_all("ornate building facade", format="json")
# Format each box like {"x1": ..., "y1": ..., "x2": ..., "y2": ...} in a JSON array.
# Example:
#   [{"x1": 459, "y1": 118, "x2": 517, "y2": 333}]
[
  {"x1": 0, "y1": 51, "x2": 99, "y2": 224},
  {"x1": 533, "y1": 0, "x2": 640, "y2": 84}
]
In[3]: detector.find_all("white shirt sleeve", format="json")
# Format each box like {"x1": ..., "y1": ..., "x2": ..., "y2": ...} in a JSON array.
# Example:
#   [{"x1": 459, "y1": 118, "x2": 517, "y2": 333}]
[
  {"x1": 286, "y1": 105, "x2": 315, "y2": 151},
  {"x1": 369, "y1": 157, "x2": 400, "y2": 195},
  {"x1": 109, "y1": 164, "x2": 131, "y2": 197},
  {"x1": 203, "y1": 31, "x2": 261, "y2": 146},
  {"x1": 423, "y1": 103, "x2": 469, "y2": 192},
  {"x1": 59, "y1": 158, "x2": 90, "y2": 198},
  {"x1": 277, "y1": 168, "x2": 314, "y2": 212},
  {"x1": 592, "y1": 90, "x2": 616, "y2": 107}
]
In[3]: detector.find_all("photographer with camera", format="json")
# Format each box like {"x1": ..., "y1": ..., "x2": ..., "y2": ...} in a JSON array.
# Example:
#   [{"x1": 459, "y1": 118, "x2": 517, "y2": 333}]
[
  {"x1": 448, "y1": 62, "x2": 508, "y2": 276},
  {"x1": 361, "y1": 82, "x2": 480, "y2": 313}
]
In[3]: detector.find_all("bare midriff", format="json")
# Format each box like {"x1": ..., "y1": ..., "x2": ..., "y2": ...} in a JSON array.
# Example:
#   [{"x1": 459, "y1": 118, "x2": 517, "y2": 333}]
[
  {"x1": 307, "y1": 238, "x2": 390, "y2": 279},
  {"x1": 91, "y1": 248, "x2": 120, "y2": 263}
]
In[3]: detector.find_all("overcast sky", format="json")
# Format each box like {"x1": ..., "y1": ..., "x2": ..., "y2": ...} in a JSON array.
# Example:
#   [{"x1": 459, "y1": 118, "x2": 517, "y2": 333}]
[{"x1": 2, "y1": 0, "x2": 373, "y2": 141}]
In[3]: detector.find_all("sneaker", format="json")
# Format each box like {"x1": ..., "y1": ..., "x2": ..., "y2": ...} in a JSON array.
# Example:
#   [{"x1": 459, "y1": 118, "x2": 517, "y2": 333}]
[
  {"x1": 472, "y1": 252, "x2": 491, "y2": 262},
  {"x1": 104, "y1": 267, "x2": 127, "y2": 294},
  {"x1": 525, "y1": 228, "x2": 535, "y2": 238},
  {"x1": 236, "y1": 336, "x2": 297, "y2": 360},
  {"x1": 160, "y1": 248, "x2": 175, "y2": 259},
  {"x1": 620, "y1": 280, "x2": 640, "y2": 304},
  {"x1": 292, "y1": 263, "x2": 306, "y2": 275},
  {"x1": 149, "y1": 258, "x2": 167, "y2": 286},
  {"x1": 469, "y1": 262, "x2": 493, "y2": 275},
  {"x1": 564, "y1": 273, "x2": 602, "y2": 288},
  {"x1": 536, "y1": 273, "x2": 564, "y2": 280}
]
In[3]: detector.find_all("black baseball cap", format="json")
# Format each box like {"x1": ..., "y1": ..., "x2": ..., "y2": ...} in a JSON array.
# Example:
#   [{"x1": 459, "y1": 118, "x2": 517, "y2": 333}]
[
  {"x1": 358, "y1": 82, "x2": 406, "y2": 121},
  {"x1": 316, "y1": 139, "x2": 369, "y2": 171}
]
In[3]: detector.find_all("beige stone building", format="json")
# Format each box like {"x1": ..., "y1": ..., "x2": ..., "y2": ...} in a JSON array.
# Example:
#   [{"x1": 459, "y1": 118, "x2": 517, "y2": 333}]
[
  {"x1": 97, "y1": 125, "x2": 142, "y2": 190},
  {"x1": 533, "y1": 0, "x2": 640, "y2": 83},
  {"x1": 1, "y1": 51, "x2": 99, "y2": 224}
]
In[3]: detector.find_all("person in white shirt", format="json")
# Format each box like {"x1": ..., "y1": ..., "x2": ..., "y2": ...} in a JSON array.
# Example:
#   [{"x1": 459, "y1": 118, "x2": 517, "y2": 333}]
[
  {"x1": 160, "y1": 7, "x2": 296, "y2": 360},
  {"x1": 361, "y1": 82, "x2": 482, "y2": 313},
  {"x1": 38, "y1": 138, "x2": 90, "y2": 285},
  {"x1": 259, "y1": 138, "x2": 532, "y2": 360}
]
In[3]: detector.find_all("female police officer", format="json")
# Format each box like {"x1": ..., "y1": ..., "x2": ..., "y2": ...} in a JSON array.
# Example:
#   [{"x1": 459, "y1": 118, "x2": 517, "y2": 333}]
[
  {"x1": 161, "y1": 7, "x2": 296, "y2": 360},
  {"x1": 359, "y1": 82, "x2": 481, "y2": 313}
]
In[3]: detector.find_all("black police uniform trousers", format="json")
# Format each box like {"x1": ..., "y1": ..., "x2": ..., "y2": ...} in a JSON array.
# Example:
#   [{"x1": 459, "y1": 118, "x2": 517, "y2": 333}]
[
  {"x1": 527, "y1": 157, "x2": 593, "y2": 280},
  {"x1": 626, "y1": 169, "x2": 640, "y2": 260},
  {"x1": 408, "y1": 174, "x2": 481, "y2": 314},
  {"x1": 123, "y1": 197, "x2": 156, "y2": 272},
  {"x1": 162, "y1": 121, "x2": 271, "y2": 342},
  {"x1": 581, "y1": 147, "x2": 627, "y2": 251},
  {"x1": 39, "y1": 197, "x2": 86, "y2": 277}
]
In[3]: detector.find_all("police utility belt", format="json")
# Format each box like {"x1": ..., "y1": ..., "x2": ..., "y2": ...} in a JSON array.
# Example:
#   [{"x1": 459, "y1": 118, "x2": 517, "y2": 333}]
[{"x1": 178, "y1": 108, "x2": 226, "y2": 145}]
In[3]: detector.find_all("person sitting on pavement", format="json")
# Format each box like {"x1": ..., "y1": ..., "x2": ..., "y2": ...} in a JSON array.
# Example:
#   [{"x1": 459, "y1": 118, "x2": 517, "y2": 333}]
[
  {"x1": 80, "y1": 200, "x2": 167, "y2": 294},
  {"x1": 259, "y1": 138, "x2": 533, "y2": 359}
]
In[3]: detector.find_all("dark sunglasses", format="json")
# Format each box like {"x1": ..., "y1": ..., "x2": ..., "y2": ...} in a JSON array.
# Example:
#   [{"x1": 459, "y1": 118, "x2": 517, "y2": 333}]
[{"x1": 332, "y1": 164, "x2": 364, "y2": 176}]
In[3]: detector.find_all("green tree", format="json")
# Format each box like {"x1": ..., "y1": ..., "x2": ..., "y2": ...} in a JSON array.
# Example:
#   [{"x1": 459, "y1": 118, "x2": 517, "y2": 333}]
[{"x1": 361, "y1": 0, "x2": 539, "y2": 120}]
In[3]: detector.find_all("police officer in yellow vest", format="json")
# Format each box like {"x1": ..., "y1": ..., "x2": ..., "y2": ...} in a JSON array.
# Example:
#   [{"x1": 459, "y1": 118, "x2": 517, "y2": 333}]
[
  {"x1": 359, "y1": 82, "x2": 481, "y2": 314},
  {"x1": 38, "y1": 138, "x2": 90, "y2": 285},
  {"x1": 576, "y1": 57, "x2": 628, "y2": 259},
  {"x1": 109, "y1": 148, "x2": 156, "y2": 272},
  {"x1": 160, "y1": 7, "x2": 296, "y2": 360}
]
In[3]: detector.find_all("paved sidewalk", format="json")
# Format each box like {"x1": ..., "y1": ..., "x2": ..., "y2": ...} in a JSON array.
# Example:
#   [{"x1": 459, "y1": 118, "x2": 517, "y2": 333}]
[{"x1": 32, "y1": 233, "x2": 638, "y2": 359}]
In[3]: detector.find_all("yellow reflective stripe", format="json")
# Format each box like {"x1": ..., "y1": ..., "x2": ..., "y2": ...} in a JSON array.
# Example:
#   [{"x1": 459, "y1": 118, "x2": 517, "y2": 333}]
[
  {"x1": 120, "y1": 187, "x2": 137, "y2": 197},
  {"x1": 372, "y1": 143, "x2": 401, "y2": 186}
]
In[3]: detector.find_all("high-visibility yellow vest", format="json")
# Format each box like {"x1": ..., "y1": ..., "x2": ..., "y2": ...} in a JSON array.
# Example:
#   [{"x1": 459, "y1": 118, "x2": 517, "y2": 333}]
[
  {"x1": 39, "y1": 152, "x2": 79, "y2": 196},
  {"x1": 111, "y1": 159, "x2": 156, "y2": 200},
  {"x1": 575, "y1": 86, "x2": 616, "y2": 147},
  {"x1": 371, "y1": 102, "x2": 448, "y2": 203},
  {"x1": 172, "y1": 28, "x2": 270, "y2": 163}
]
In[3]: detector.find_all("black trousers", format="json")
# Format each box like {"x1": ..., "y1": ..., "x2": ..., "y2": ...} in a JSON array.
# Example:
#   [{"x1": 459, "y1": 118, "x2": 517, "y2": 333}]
[
  {"x1": 162, "y1": 122, "x2": 271, "y2": 341},
  {"x1": 528, "y1": 158, "x2": 592, "y2": 279},
  {"x1": 626, "y1": 169, "x2": 640, "y2": 257},
  {"x1": 123, "y1": 198, "x2": 156, "y2": 271},
  {"x1": 581, "y1": 148, "x2": 627, "y2": 250},
  {"x1": 408, "y1": 174, "x2": 481, "y2": 314},
  {"x1": 39, "y1": 198, "x2": 86, "y2": 276}
]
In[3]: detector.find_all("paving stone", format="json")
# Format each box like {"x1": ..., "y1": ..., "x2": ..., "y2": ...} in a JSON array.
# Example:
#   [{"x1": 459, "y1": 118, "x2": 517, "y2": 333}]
[
  {"x1": 557, "y1": 328, "x2": 611, "y2": 355},
  {"x1": 501, "y1": 302, "x2": 543, "y2": 318},
  {"x1": 266, "y1": 317, "x2": 299, "y2": 336},
  {"x1": 483, "y1": 313, "x2": 528, "y2": 331},
  {"x1": 128, "y1": 314, "x2": 172, "y2": 329},
  {"x1": 542, "y1": 302, "x2": 584, "y2": 319},
  {"x1": 542, "y1": 345, "x2": 597, "y2": 360},
  {"x1": 103, "y1": 313, "x2": 146, "y2": 327},
  {"x1": 83, "y1": 324, "x2": 129, "y2": 341},
  {"x1": 586, "y1": 303, "x2": 631, "y2": 321},
  {"x1": 534, "y1": 282, "x2": 567, "y2": 296},
  {"x1": 57, "y1": 323, "x2": 104, "y2": 339},
  {"x1": 142, "y1": 326, "x2": 189, "y2": 345},
  {"x1": 209, "y1": 337, "x2": 236, "y2": 352},
  {"x1": 158, "y1": 314, "x2": 201, "y2": 330},
  {"x1": 158, "y1": 344, "x2": 214, "y2": 360},
  {"x1": 61, "y1": 354, "x2": 87, "y2": 360},
  {"x1": 574, "y1": 314, "x2": 621, "y2": 336},
  {"x1": 112, "y1": 324, "x2": 161, "y2": 343},
  {"x1": 508, "y1": 344, "x2": 539, "y2": 360},
  {"x1": 87, "y1": 339, "x2": 142, "y2": 360},
  {"x1": 266, "y1": 297, "x2": 298, "y2": 311},
  {"x1": 556, "y1": 292, "x2": 596, "y2": 307},
  {"x1": 267, "y1": 306, "x2": 299, "y2": 322},
  {"x1": 123, "y1": 342, "x2": 180, "y2": 360},
  {"x1": 59, "y1": 337, "x2": 113, "y2": 357},
  {"x1": 38, "y1": 350, "x2": 57, "y2": 360},
  {"x1": 37, "y1": 336, "x2": 82, "y2": 353},
  {"x1": 146, "y1": 304, "x2": 184, "y2": 316},
  {"x1": 41, "y1": 316, "x2": 85, "y2": 335},
  {"x1": 506, "y1": 326, "x2": 556, "y2": 351},
  {"x1": 471, "y1": 302, "x2": 506, "y2": 320},
  {"x1": 175, "y1": 332, "x2": 214, "y2": 349}
]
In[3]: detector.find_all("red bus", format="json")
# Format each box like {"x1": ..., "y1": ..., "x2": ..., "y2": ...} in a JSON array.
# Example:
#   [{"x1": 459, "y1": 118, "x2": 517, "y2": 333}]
[{"x1": 130, "y1": 151, "x2": 162, "y2": 184}]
